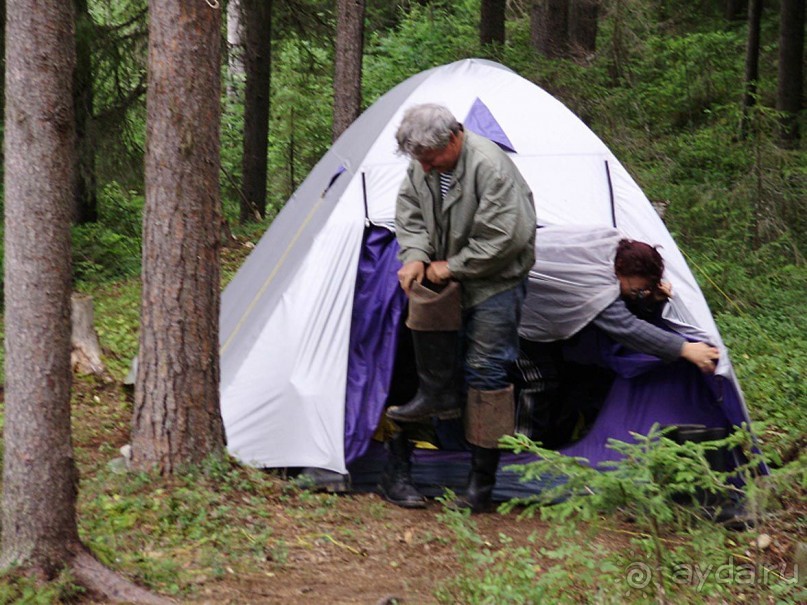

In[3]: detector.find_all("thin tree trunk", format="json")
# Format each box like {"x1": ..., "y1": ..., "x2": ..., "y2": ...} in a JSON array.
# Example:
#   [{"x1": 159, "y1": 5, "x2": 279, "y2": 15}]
[
  {"x1": 226, "y1": 0, "x2": 245, "y2": 99},
  {"x1": 480, "y1": 0, "x2": 506, "y2": 48},
  {"x1": 776, "y1": 0, "x2": 804, "y2": 148},
  {"x1": 332, "y1": 0, "x2": 365, "y2": 141},
  {"x1": 2, "y1": 0, "x2": 80, "y2": 572},
  {"x1": 569, "y1": 0, "x2": 598, "y2": 57},
  {"x1": 133, "y1": 0, "x2": 225, "y2": 473},
  {"x1": 74, "y1": 0, "x2": 98, "y2": 224},
  {"x1": 725, "y1": 0, "x2": 747, "y2": 21},
  {"x1": 531, "y1": 0, "x2": 570, "y2": 59},
  {"x1": 740, "y1": 0, "x2": 763, "y2": 140},
  {"x1": 241, "y1": 0, "x2": 272, "y2": 222}
]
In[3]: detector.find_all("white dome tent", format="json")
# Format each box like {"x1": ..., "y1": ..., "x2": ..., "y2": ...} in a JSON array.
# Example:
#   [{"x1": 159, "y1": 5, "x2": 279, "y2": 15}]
[{"x1": 219, "y1": 59, "x2": 753, "y2": 493}]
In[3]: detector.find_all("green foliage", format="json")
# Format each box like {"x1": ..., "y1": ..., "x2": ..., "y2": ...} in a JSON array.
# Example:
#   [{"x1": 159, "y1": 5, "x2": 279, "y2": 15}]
[
  {"x1": 87, "y1": 0, "x2": 148, "y2": 189},
  {"x1": 75, "y1": 455, "x2": 347, "y2": 597},
  {"x1": 435, "y1": 508, "x2": 546, "y2": 604},
  {"x1": 626, "y1": 31, "x2": 746, "y2": 132},
  {"x1": 363, "y1": 0, "x2": 482, "y2": 103},
  {"x1": 268, "y1": 38, "x2": 334, "y2": 207},
  {"x1": 90, "y1": 279, "x2": 141, "y2": 380},
  {"x1": 438, "y1": 428, "x2": 804, "y2": 603},
  {"x1": 0, "y1": 568, "x2": 84, "y2": 605},
  {"x1": 72, "y1": 183, "x2": 143, "y2": 285},
  {"x1": 79, "y1": 455, "x2": 274, "y2": 594}
]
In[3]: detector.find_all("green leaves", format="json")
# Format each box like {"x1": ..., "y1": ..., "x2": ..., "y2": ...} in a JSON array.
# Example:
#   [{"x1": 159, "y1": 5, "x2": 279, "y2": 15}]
[{"x1": 440, "y1": 426, "x2": 803, "y2": 603}]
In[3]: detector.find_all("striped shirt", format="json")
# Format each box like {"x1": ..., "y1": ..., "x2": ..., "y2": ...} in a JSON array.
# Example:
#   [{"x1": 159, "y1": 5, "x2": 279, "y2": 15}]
[{"x1": 439, "y1": 172, "x2": 453, "y2": 199}]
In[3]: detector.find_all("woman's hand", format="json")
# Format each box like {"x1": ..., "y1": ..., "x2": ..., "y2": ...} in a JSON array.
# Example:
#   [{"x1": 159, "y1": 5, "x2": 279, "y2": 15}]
[
  {"x1": 654, "y1": 280, "x2": 673, "y2": 301},
  {"x1": 681, "y1": 342, "x2": 719, "y2": 373}
]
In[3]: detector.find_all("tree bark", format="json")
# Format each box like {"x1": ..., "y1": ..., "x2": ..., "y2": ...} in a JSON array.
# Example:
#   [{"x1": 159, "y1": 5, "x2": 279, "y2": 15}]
[
  {"x1": 73, "y1": 0, "x2": 98, "y2": 224},
  {"x1": 568, "y1": 0, "x2": 598, "y2": 56},
  {"x1": 332, "y1": 0, "x2": 365, "y2": 141},
  {"x1": 725, "y1": 0, "x2": 747, "y2": 21},
  {"x1": 776, "y1": 0, "x2": 804, "y2": 148},
  {"x1": 740, "y1": 0, "x2": 763, "y2": 140},
  {"x1": 241, "y1": 0, "x2": 273, "y2": 222},
  {"x1": 531, "y1": 0, "x2": 570, "y2": 59},
  {"x1": 2, "y1": 0, "x2": 80, "y2": 573},
  {"x1": 226, "y1": 0, "x2": 245, "y2": 99},
  {"x1": 480, "y1": 0, "x2": 506, "y2": 48},
  {"x1": 0, "y1": 1, "x2": 6, "y2": 131},
  {"x1": 133, "y1": 0, "x2": 226, "y2": 473}
]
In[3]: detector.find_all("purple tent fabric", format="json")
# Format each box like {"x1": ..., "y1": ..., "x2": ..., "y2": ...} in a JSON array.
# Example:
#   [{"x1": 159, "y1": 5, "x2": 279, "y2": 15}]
[
  {"x1": 464, "y1": 97, "x2": 516, "y2": 152},
  {"x1": 347, "y1": 314, "x2": 748, "y2": 497},
  {"x1": 344, "y1": 226, "x2": 407, "y2": 464},
  {"x1": 559, "y1": 327, "x2": 731, "y2": 466}
]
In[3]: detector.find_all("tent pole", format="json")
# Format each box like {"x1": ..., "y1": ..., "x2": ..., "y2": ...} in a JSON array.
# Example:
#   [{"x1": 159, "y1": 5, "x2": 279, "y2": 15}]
[
  {"x1": 604, "y1": 160, "x2": 616, "y2": 228},
  {"x1": 361, "y1": 172, "x2": 369, "y2": 220}
]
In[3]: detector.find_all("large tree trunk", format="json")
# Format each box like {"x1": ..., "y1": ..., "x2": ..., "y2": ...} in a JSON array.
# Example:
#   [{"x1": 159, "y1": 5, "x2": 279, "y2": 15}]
[
  {"x1": 0, "y1": 1, "x2": 6, "y2": 132},
  {"x1": 480, "y1": 0, "x2": 506, "y2": 48},
  {"x1": 568, "y1": 0, "x2": 598, "y2": 57},
  {"x1": 2, "y1": 0, "x2": 80, "y2": 572},
  {"x1": 73, "y1": 0, "x2": 98, "y2": 224},
  {"x1": 240, "y1": 0, "x2": 272, "y2": 222},
  {"x1": 776, "y1": 0, "x2": 804, "y2": 148},
  {"x1": 531, "y1": 0, "x2": 570, "y2": 59},
  {"x1": 740, "y1": 0, "x2": 763, "y2": 139},
  {"x1": 133, "y1": 0, "x2": 226, "y2": 473},
  {"x1": 332, "y1": 0, "x2": 365, "y2": 141}
]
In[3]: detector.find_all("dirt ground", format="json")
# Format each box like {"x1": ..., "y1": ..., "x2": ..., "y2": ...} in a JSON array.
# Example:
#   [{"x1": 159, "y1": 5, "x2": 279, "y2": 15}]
[
  {"x1": 14, "y1": 373, "x2": 803, "y2": 605},
  {"x1": 190, "y1": 496, "x2": 549, "y2": 605}
]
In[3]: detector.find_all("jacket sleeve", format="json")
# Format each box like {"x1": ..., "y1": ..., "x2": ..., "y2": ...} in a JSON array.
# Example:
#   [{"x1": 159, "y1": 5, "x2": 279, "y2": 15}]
[
  {"x1": 447, "y1": 171, "x2": 534, "y2": 280},
  {"x1": 592, "y1": 299, "x2": 685, "y2": 363},
  {"x1": 395, "y1": 167, "x2": 433, "y2": 265}
]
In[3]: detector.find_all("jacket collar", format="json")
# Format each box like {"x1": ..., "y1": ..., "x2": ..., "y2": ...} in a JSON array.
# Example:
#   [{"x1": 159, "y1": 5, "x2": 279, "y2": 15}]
[{"x1": 419, "y1": 127, "x2": 469, "y2": 212}]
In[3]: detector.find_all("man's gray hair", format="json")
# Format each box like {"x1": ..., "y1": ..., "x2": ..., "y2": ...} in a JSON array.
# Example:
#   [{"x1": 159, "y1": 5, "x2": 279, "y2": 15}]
[{"x1": 395, "y1": 103, "x2": 461, "y2": 157}]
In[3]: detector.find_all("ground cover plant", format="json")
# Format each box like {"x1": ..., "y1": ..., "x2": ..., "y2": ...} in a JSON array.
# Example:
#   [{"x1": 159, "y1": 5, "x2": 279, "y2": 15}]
[{"x1": 0, "y1": 0, "x2": 804, "y2": 602}]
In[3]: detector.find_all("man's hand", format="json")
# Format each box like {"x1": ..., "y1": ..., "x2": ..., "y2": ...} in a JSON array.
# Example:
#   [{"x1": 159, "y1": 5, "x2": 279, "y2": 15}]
[
  {"x1": 681, "y1": 342, "x2": 719, "y2": 373},
  {"x1": 425, "y1": 260, "x2": 452, "y2": 285},
  {"x1": 398, "y1": 261, "x2": 425, "y2": 295}
]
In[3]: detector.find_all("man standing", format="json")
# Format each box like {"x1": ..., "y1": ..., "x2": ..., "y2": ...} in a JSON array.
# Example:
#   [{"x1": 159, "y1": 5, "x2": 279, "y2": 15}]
[{"x1": 385, "y1": 103, "x2": 536, "y2": 513}]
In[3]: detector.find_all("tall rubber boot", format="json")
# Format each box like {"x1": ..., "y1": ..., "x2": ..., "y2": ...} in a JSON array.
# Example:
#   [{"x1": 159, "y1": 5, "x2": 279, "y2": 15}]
[
  {"x1": 385, "y1": 330, "x2": 462, "y2": 422},
  {"x1": 453, "y1": 446, "x2": 501, "y2": 513},
  {"x1": 386, "y1": 281, "x2": 463, "y2": 423},
  {"x1": 378, "y1": 432, "x2": 426, "y2": 509}
]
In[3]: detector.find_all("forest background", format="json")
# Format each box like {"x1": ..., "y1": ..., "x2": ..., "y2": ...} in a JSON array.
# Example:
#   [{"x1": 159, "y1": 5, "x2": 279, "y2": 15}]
[{"x1": 0, "y1": 0, "x2": 804, "y2": 603}]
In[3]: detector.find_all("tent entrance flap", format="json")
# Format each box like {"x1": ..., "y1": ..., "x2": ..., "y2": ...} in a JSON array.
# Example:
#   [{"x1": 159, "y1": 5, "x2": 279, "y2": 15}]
[{"x1": 344, "y1": 225, "x2": 407, "y2": 464}]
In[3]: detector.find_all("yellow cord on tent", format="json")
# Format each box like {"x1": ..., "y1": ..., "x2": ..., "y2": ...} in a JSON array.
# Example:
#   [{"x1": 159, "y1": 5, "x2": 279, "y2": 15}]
[
  {"x1": 678, "y1": 246, "x2": 786, "y2": 356},
  {"x1": 220, "y1": 193, "x2": 326, "y2": 355},
  {"x1": 678, "y1": 247, "x2": 748, "y2": 317}
]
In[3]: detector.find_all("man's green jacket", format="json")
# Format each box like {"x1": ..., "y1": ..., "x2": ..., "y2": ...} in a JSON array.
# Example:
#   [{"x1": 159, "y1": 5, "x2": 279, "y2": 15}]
[{"x1": 395, "y1": 130, "x2": 537, "y2": 308}]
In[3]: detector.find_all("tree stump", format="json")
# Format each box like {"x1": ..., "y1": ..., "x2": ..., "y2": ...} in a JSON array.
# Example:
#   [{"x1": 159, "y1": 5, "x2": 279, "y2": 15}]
[{"x1": 71, "y1": 293, "x2": 105, "y2": 375}]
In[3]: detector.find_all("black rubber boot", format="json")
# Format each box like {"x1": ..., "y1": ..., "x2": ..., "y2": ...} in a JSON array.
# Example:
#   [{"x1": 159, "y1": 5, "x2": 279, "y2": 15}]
[
  {"x1": 669, "y1": 425, "x2": 754, "y2": 529},
  {"x1": 452, "y1": 447, "x2": 501, "y2": 514},
  {"x1": 385, "y1": 330, "x2": 462, "y2": 422},
  {"x1": 378, "y1": 433, "x2": 427, "y2": 509}
]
